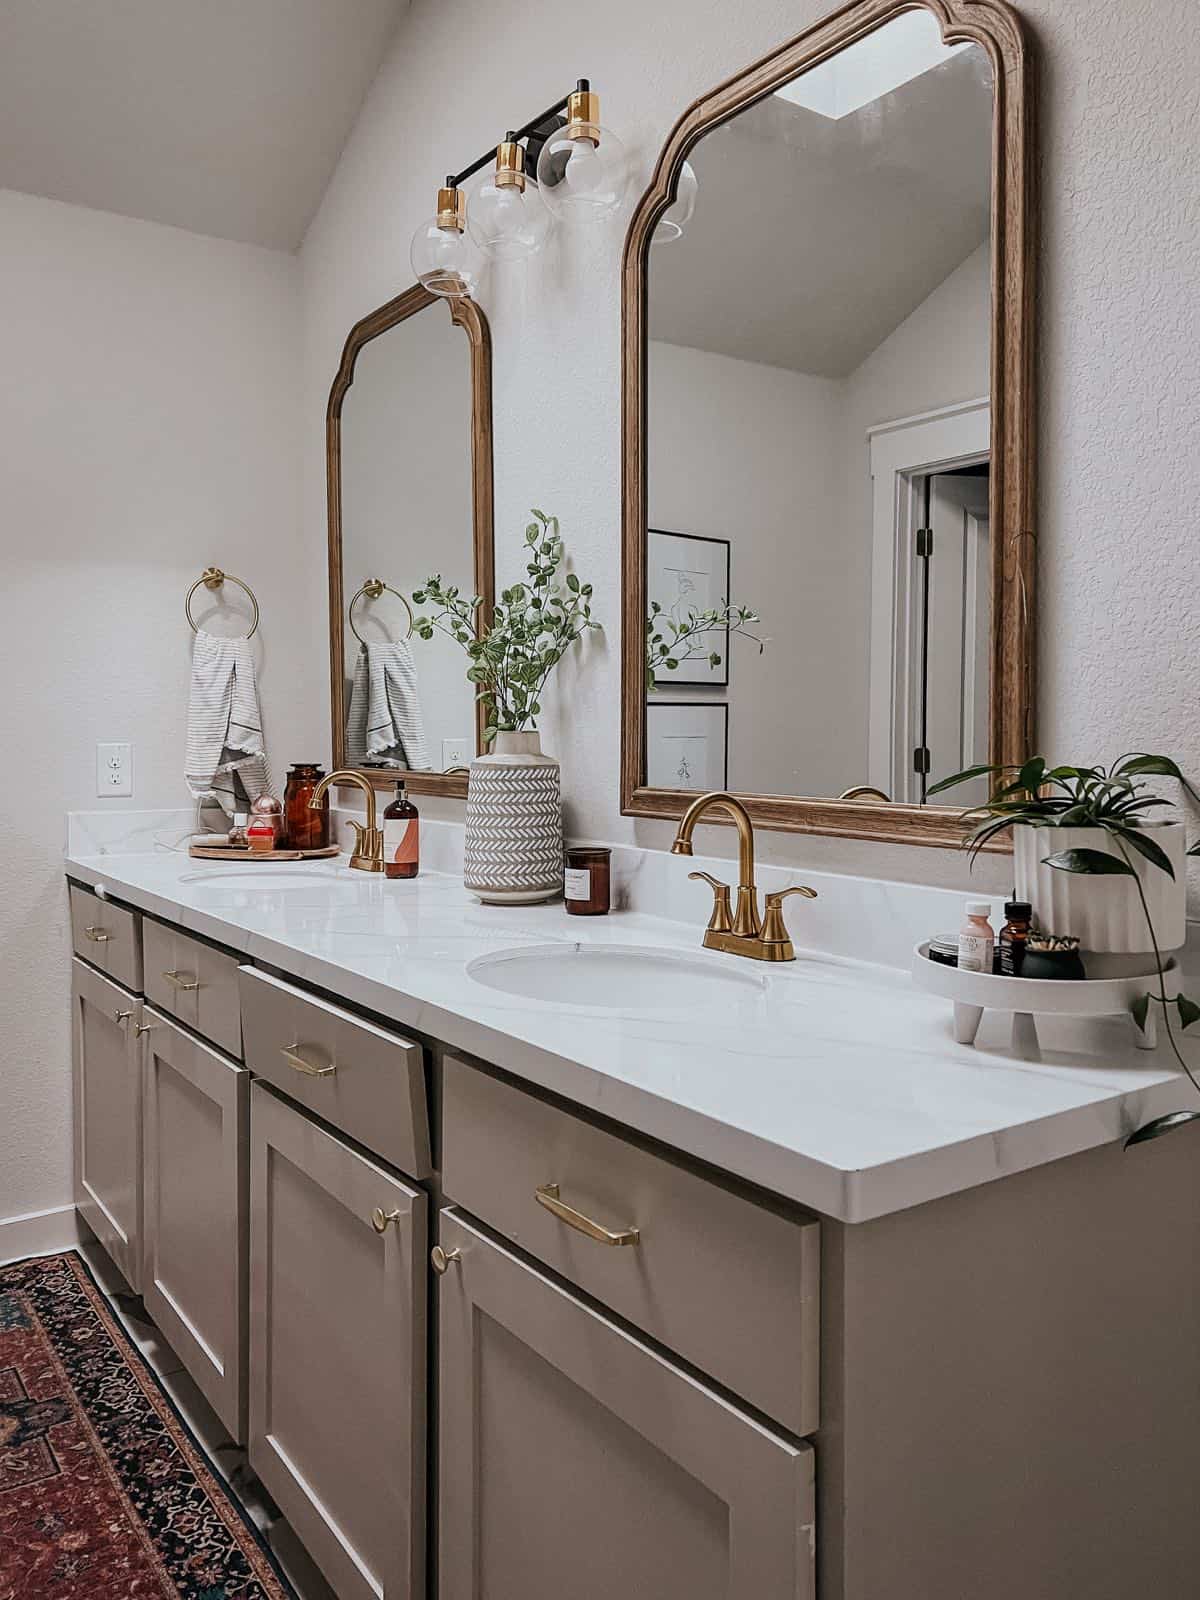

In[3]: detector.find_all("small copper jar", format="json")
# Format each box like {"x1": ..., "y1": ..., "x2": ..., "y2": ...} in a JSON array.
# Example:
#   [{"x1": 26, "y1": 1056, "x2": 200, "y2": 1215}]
[
  {"x1": 250, "y1": 794, "x2": 285, "y2": 847},
  {"x1": 283, "y1": 763, "x2": 329, "y2": 851},
  {"x1": 564, "y1": 846, "x2": 611, "y2": 916}
]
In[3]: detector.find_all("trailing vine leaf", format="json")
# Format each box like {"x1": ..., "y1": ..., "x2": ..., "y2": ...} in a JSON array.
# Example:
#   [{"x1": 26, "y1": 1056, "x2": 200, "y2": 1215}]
[
  {"x1": 1177, "y1": 995, "x2": 1200, "y2": 1031},
  {"x1": 1125, "y1": 1111, "x2": 1200, "y2": 1147},
  {"x1": 1130, "y1": 992, "x2": 1151, "y2": 1034},
  {"x1": 1109, "y1": 826, "x2": 1176, "y2": 879}
]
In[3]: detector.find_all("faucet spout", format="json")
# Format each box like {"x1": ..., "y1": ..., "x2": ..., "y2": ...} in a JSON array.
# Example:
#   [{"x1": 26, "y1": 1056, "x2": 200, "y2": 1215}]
[
  {"x1": 672, "y1": 792, "x2": 759, "y2": 937},
  {"x1": 310, "y1": 770, "x2": 385, "y2": 872}
]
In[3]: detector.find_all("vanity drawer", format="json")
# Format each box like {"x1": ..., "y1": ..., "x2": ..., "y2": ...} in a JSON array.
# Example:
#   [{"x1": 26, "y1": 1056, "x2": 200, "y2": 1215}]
[
  {"x1": 144, "y1": 919, "x2": 242, "y2": 1058},
  {"x1": 70, "y1": 884, "x2": 142, "y2": 991},
  {"x1": 239, "y1": 967, "x2": 431, "y2": 1180},
  {"x1": 441, "y1": 1056, "x2": 820, "y2": 1436}
]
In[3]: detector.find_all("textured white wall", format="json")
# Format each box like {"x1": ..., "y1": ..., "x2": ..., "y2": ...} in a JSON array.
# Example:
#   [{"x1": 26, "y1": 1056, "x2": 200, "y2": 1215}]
[
  {"x1": 294, "y1": 0, "x2": 1196, "y2": 893},
  {"x1": 0, "y1": 189, "x2": 320, "y2": 1222}
]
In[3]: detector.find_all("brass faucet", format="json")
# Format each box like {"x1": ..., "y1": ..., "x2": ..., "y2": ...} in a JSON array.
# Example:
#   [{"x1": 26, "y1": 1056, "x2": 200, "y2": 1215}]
[
  {"x1": 670, "y1": 791, "x2": 816, "y2": 963},
  {"x1": 310, "y1": 770, "x2": 385, "y2": 872}
]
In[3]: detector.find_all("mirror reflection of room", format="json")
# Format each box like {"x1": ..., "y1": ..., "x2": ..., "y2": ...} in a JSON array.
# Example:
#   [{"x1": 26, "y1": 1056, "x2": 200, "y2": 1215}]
[
  {"x1": 340, "y1": 302, "x2": 476, "y2": 772},
  {"x1": 646, "y1": 11, "x2": 993, "y2": 804}
]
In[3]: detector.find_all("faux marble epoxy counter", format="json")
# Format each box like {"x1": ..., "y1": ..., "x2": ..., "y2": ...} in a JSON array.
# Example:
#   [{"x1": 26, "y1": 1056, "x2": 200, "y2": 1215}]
[{"x1": 63, "y1": 849, "x2": 1187, "y2": 1221}]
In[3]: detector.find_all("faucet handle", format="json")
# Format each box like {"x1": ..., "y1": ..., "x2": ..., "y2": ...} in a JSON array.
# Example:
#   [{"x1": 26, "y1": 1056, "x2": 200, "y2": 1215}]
[
  {"x1": 688, "y1": 871, "x2": 734, "y2": 936},
  {"x1": 349, "y1": 820, "x2": 385, "y2": 870},
  {"x1": 761, "y1": 885, "x2": 818, "y2": 946}
]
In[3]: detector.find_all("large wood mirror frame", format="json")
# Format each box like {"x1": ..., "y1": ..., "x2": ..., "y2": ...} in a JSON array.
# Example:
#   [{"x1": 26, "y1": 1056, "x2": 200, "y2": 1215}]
[
  {"x1": 621, "y1": 0, "x2": 1035, "y2": 848},
  {"x1": 327, "y1": 285, "x2": 494, "y2": 799}
]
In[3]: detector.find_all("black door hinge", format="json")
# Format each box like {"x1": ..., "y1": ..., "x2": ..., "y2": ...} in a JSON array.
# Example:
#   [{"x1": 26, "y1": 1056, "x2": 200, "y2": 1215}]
[
  {"x1": 913, "y1": 746, "x2": 931, "y2": 775},
  {"x1": 915, "y1": 527, "x2": 933, "y2": 558}
]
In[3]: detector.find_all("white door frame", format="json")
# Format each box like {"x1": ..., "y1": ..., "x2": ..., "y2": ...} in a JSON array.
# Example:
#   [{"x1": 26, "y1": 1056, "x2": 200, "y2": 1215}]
[{"x1": 866, "y1": 397, "x2": 990, "y2": 795}]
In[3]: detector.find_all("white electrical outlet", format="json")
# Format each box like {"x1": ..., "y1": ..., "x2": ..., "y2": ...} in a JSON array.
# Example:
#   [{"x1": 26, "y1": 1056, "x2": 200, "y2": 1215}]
[
  {"x1": 442, "y1": 737, "x2": 469, "y2": 770},
  {"x1": 96, "y1": 742, "x2": 133, "y2": 797}
]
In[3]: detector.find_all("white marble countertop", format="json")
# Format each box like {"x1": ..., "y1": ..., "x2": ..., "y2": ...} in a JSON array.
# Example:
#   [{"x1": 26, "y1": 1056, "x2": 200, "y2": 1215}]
[{"x1": 64, "y1": 847, "x2": 1189, "y2": 1223}]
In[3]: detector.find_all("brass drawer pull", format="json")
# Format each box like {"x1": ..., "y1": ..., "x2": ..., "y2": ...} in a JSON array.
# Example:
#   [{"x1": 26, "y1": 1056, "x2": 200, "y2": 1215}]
[
  {"x1": 281, "y1": 1044, "x2": 336, "y2": 1079},
  {"x1": 162, "y1": 969, "x2": 200, "y2": 992},
  {"x1": 534, "y1": 1183, "x2": 640, "y2": 1248},
  {"x1": 134, "y1": 1020, "x2": 157, "y2": 1038},
  {"x1": 84, "y1": 926, "x2": 110, "y2": 943},
  {"x1": 114, "y1": 1009, "x2": 133, "y2": 1025},
  {"x1": 371, "y1": 1207, "x2": 402, "y2": 1234},
  {"x1": 430, "y1": 1244, "x2": 462, "y2": 1275}
]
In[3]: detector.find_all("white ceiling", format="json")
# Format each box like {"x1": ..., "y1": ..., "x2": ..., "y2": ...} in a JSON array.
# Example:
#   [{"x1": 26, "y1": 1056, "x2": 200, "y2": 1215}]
[
  {"x1": 648, "y1": 47, "x2": 992, "y2": 377},
  {"x1": 0, "y1": 0, "x2": 405, "y2": 250}
]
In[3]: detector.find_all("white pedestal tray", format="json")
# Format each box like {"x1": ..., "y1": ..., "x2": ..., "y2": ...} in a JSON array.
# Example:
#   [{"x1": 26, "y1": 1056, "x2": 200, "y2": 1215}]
[{"x1": 911, "y1": 942, "x2": 1178, "y2": 1054}]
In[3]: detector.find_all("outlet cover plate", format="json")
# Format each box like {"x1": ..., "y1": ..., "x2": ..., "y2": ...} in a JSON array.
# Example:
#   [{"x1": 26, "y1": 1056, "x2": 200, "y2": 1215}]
[{"x1": 96, "y1": 742, "x2": 133, "y2": 798}]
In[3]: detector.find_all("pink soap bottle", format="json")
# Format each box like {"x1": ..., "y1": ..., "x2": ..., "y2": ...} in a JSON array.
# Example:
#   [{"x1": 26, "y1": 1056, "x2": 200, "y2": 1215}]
[{"x1": 958, "y1": 901, "x2": 995, "y2": 974}]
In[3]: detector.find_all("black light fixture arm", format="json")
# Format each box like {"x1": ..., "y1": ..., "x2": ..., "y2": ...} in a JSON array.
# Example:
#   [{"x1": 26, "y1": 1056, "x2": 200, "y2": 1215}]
[{"x1": 444, "y1": 79, "x2": 589, "y2": 190}]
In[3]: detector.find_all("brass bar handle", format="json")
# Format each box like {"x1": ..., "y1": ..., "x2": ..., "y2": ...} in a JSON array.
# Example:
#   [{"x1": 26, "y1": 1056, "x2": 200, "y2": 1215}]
[
  {"x1": 687, "y1": 871, "x2": 733, "y2": 936},
  {"x1": 431, "y1": 1245, "x2": 462, "y2": 1275},
  {"x1": 134, "y1": 1020, "x2": 158, "y2": 1038},
  {"x1": 114, "y1": 1009, "x2": 133, "y2": 1025},
  {"x1": 371, "y1": 1207, "x2": 402, "y2": 1234},
  {"x1": 281, "y1": 1044, "x2": 336, "y2": 1079},
  {"x1": 535, "y1": 1183, "x2": 640, "y2": 1248},
  {"x1": 84, "y1": 926, "x2": 110, "y2": 943},
  {"x1": 162, "y1": 970, "x2": 200, "y2": 992}
]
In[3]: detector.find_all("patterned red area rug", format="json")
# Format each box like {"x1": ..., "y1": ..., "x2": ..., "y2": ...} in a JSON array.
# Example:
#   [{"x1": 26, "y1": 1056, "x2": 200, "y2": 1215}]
[{"x1": 0, "y1": 1251, "x2": 294, "y2": 1599}]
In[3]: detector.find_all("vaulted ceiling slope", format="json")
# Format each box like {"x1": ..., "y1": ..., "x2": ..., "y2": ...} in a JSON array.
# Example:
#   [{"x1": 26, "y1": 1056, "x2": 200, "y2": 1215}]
[{"x1": 0, "y1": 0, "x2": 405, "y2": 250}]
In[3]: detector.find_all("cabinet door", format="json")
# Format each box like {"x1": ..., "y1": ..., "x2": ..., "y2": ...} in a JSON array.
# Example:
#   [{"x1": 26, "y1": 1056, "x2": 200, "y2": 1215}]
[
  {"x1": 142, "y1": 1010, "x2": 248, "y2": 1439},
  {"x1": 248, "y1": 1084, "x2": 426, "y2": 1600},
  {"x1": 437, "y1": 1209, "x2": 816, "y2": 1600},
  {"x1": 71, "y1": 957, "x2": 142, "y2": 1291}
]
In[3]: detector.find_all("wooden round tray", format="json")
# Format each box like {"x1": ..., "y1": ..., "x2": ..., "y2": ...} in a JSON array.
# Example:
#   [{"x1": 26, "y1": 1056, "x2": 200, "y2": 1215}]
[
  {"x1": 911, "y1": 941, "x2": 1177, "y2": 1053},
  {"x1": 187, "y1": 843, "x2": 341, "y2": 862}
]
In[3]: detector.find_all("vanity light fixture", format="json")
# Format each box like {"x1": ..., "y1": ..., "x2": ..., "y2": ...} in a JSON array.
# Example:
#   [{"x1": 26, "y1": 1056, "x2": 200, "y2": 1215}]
[
  {"x1": 468, "y1": 135, "x2": 553, "y2": 261},
  {"x1": 655, "y1": 159, "x2": 698, "y2": 242},
  {"x1": 534, "y1": 82, "x2": 628, "y2": 223},
  {"x1": 409, "y1": 79, "x2": 627, "y2": 293},
  {"x1": 409, "y1": 183, "x2": 485, "y2": 299}
]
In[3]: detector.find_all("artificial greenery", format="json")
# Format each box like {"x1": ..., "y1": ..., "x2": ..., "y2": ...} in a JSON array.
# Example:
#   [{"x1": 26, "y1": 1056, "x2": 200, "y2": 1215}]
[
  {"x1": 411, "y1": 509, "x2": 599, "y2": 741},
  {"x1": 930, "y1": 753, "x2": 1200, "y2": 1145},
  {"x1": 646, "y1": 600, "x2": 765, "y2": 681}
]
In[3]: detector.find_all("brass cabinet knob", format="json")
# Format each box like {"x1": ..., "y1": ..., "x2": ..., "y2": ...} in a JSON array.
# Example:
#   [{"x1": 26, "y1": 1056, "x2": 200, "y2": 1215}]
[
  {"x1": 430, "y1": 1245, "x2": 462, "y2": 1275},
  {"x1": 114, "y1": 1009, "x2": 133, "y2": 1025},
  {"x1": 371, "y1": 1207, "x2": 403, "y2": 1234}
]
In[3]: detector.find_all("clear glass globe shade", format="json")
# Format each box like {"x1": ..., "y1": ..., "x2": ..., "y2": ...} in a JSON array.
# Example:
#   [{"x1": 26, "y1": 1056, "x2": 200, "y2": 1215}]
[
  {"x1": 409, "y1": 217, "x2": 484, "y2": 298},
  {"x1": 468, "y1": 179, "x2": 552, "y2": 261},
  {"x1": 535, "y1": 125, "x2": 628, "y2": 223},
  {"x1": 655, "y1": 159, "x2": 698, "y2": 242}
]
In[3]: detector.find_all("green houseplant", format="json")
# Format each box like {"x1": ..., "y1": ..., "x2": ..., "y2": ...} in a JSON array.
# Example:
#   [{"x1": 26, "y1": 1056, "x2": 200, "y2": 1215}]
[
  {"x1": 930, "y1": 753, "x2": 1200, "y2": 1144},
  {"x1": 411, "y1": 509, "x2": 599, "y2": 905},
  {"x1": 646, "y1": 600, "x2": 766, "y2": 684}
]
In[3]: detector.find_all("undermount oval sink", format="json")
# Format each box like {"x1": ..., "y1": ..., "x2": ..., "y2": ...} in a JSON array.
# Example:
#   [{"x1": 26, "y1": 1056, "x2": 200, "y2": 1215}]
[
  {"x1": 466, "y1": 943, "x2": 767, "y2": 1011},
  {"x1": 182, "y1": 867, "x2": 343, "y2": 889}
]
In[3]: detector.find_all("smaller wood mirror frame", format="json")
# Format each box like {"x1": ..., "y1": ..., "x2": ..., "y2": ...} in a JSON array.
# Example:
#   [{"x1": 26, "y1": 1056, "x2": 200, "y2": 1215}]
[
  {"x1": 328, "y1": 285, "x2": 494, "y2": 799},
  {"x1": 621, "y1": 0, "x2": 1035, "y2": 848}
]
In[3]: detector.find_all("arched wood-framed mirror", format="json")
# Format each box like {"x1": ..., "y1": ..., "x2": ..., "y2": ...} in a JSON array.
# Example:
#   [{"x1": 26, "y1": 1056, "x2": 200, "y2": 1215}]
[
  {"x1": 621, "y1": 0, "x2": 1034, "y2": 847},
  {"x1": 328, "y1": 284, "x2": 494, "y2": 798}
]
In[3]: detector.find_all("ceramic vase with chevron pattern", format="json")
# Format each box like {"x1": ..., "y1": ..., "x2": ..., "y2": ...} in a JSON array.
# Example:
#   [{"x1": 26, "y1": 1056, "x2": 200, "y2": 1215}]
[{"x1": 464, "y1": 731, "x2": 564, "y2": 903}]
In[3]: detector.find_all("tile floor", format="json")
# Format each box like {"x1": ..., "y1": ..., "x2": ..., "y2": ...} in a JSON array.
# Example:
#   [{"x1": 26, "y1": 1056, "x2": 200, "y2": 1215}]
[{"x1": 74, "y1": 1240, "x2": 338, "y2": 1600}]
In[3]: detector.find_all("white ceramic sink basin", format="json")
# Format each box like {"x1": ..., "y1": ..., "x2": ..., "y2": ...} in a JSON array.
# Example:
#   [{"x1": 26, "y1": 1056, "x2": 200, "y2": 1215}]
[
  {"x1": 467, "y1": 943, "x2": 767, "y2": 1011},
  {"x1": 183, "y1": 867, "x2": 341, "y2": 889}
]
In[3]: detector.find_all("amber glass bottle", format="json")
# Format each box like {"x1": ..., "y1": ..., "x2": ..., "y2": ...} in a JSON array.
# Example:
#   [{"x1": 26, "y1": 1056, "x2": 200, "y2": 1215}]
[
  {"x1": 383, "y1": 782, "x2": 419, "y2": 880},
  {"x1": 283, "y1": 763, "x2": 328, "y2": 851}
]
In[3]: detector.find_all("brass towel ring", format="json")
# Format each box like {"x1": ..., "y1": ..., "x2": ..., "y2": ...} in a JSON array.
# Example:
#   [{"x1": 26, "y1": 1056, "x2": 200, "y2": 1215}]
[
  {"x1": 185, "y1": 566, "x2": 260, "y2": 639},
  {"x1": 349, "y1": 578, "x2": 415, "y2": 644}
]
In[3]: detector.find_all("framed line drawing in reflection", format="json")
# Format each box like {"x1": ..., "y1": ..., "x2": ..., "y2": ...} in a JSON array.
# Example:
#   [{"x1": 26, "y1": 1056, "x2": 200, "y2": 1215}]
[
  {"x1": 647, "y1": 529, "x2": 731, "y2": 686},
  {"x1": 646, "y1": 701, "x2": 729, "y2": 792}
]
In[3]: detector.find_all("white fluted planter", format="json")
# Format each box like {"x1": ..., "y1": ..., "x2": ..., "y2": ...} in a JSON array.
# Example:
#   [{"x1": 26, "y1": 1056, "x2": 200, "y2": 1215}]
[
  {"x1": 1013, "y1": 822, "x2": 1186, "y2": 954},
  {"x1": 464, "y1": 731, "x2": 564, "y2": 905}
]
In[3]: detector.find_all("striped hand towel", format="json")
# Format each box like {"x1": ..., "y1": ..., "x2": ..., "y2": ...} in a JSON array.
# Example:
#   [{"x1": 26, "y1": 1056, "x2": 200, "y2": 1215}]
[
  {"x1": 185, "y1": 629, "x2": 273, "y2": 817},
  {"x1": 345, "y1": 641, "x2": 432, "y2": 771}
]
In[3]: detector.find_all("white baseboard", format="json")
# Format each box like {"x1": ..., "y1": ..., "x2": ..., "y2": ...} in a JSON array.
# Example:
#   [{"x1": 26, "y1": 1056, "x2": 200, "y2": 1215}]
[{"x1": 0, "y1": 1204, "x2": 83, "y2": 1265}]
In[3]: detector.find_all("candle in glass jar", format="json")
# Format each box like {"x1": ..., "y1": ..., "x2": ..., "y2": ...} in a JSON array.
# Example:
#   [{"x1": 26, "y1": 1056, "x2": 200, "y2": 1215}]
[{"x1": 564, "y1": 846, "x2": 612, "y2": 915}]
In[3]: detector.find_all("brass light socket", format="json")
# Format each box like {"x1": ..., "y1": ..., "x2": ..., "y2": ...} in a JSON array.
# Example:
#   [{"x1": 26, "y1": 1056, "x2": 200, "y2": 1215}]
[
  {"x1": 565, "y1": 88, "x2": 601, "y2": 145},
  {"x1": 494, "y1": 139, "x2": 527, "y2": 191},
  {"x1": 436, "y1": 185, "x2": 467, "y2": 232}
]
